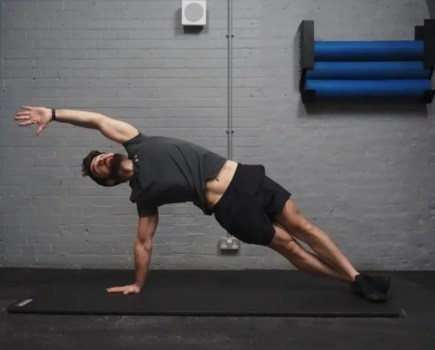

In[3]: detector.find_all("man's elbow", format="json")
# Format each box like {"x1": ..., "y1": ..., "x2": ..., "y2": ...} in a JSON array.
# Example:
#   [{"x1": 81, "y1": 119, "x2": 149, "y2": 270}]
[{"x1": 92, "y1": 113, "x2": 106, "y2": 130}]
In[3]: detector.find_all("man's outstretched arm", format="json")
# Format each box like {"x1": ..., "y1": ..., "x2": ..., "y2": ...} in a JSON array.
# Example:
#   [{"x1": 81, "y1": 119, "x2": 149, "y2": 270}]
[
  {"x1": 107, "y1": 214, "x2": 159, "y2": 295},
  {"x1": 14, "y1": 106, "x2": 138, "y2": 144}
]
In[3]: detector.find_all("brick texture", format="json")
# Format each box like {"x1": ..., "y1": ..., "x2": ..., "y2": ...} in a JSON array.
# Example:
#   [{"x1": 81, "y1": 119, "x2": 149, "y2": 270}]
[{"x1": 0, "y1": 0, "x2": 434, "y2": 270}]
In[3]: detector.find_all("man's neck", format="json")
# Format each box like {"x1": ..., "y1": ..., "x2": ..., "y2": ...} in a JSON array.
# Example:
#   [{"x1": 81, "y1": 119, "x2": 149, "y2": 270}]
[{"x1": 122, "y1": 159, "x2": 135, "y2": 180}]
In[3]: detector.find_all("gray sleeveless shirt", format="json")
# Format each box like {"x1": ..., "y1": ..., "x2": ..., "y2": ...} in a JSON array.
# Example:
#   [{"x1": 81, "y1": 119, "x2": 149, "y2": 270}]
[{"x1": 122, "y1": 133, "x2": 227, "y2": 217}]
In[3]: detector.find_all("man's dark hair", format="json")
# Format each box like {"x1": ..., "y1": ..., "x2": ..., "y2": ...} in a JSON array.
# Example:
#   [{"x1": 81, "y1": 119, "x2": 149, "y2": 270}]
[{"x1": 81, "y1": 150, "x2": 112, "y2": 187}]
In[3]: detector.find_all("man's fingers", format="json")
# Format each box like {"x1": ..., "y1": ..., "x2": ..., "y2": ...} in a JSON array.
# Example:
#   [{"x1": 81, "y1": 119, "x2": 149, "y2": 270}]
[
  {"x1": 15, "y1": 115, "x2": 30, "y2": 120},
  {"x1": 21, "y1": 105, "x2": 33, "y2": 111},
  {"x1": 16, "y1": 111, "x2": 30, "y2": 117},
  {"x1": 106, "y1": 287, "x2": 138, "y2": 294},
  {"x1": 36, "y1": 125, "x2": 45, "y2": 136},
  {"x1": 106, "y1": 284, "x2": 139, "y2": 294},
  {"x1": 18, "y1": 120, "x2": 34, "y2": 126}
]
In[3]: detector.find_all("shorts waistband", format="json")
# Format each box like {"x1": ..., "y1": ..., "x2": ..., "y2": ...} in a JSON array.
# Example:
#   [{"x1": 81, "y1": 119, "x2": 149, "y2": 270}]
[{"x1": 210, "y1": 163, "x2": 265, "y2": 214}]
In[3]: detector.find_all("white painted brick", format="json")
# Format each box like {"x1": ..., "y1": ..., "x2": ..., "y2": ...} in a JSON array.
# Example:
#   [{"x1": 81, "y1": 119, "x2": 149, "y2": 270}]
[{"x1": 1, "y1": 0, "x2": 434, "y2": 270}]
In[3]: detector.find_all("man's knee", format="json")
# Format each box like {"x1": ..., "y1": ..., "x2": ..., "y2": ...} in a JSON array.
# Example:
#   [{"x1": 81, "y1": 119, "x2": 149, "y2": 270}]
[
  {"x1": 283, "y1": 214, "x2": 314, "y2": 237},
  {"x1": 270, "y1": 225, "x2": 300, "y2": 255},
  {"x1": 296, "y1": 219, "x2": 316, "y2": 237},
  {"x1": 278, "y1": 201, "x2": 315, "y2": 236}
]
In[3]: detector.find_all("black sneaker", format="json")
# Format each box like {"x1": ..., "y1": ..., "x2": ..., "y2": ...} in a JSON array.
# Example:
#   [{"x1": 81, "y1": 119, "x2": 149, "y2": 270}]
[
  {"x1": 370, "y1": 275, "x2": 391, "y2": 294},
  {"x1": 350, "y1": 274, "x2": 387, "y2": 303}
]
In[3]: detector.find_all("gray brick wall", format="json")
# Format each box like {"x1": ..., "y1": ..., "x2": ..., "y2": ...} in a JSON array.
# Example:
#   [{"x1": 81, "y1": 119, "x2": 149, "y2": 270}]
[{"x1": 1, "y1": 0, "x2": 434, "y2": 270}]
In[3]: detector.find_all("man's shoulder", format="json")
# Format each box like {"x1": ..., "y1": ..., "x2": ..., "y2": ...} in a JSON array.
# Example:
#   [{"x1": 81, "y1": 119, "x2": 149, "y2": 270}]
[
  {"x1": 122, "y1": 132, "x2": 148, "y2": 152},
  {"x1": 122, "y1": 132, "x2": 147, "y2": 149}
]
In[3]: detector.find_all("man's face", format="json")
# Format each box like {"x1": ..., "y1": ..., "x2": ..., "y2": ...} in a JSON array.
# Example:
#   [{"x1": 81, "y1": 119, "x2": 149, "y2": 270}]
[
  {"x1": 91, "y1": 153, "x2": 114, "y2": 178},
  {"x1": 91, "y1": 153, "x2": 126, "y2": 181}
]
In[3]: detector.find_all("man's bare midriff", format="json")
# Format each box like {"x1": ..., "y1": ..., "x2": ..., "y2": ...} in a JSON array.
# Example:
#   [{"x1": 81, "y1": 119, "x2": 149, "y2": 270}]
[{"x1": 205, "y1": 160, "x2": 238, "y2": 211}]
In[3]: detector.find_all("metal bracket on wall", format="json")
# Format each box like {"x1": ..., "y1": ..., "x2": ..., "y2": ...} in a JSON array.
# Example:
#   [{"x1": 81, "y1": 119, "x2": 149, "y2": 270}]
[
  {"x1": 219, "y1": 237, "x2": 240, "y2": 253},
  {"x1": 299, "y1": 19, "x2": 435, "y2": 104}
]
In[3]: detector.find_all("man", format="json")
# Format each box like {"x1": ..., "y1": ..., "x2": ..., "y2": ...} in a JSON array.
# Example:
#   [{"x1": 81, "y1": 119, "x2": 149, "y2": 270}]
[{"x1": 15, "y1": 106, "x2": 390, "y2": 302}]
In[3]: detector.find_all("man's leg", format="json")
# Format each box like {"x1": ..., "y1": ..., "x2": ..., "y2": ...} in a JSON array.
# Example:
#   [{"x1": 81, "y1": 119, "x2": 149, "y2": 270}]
[
  {"x1": 274, "y1": 199, "x2": 359, "y2": 282},
  {"x1": 269, "y1": 224, "x2": 352, "y2": 282}
]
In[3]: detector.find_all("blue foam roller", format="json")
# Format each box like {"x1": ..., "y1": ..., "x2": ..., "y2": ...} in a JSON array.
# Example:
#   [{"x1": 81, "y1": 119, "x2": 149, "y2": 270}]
[
  {"x1": 314, "y1": 41, "x2": 424, "y2": 61},
  {"x1": 306, "y1": 61, "x2": 430, "y2": 80},
  {"x1": 305, "y1": 79, "x2": 432, "y2": 97}
]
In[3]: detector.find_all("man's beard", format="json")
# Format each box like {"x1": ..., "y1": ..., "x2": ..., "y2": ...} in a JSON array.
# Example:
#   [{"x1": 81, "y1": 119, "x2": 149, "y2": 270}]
[{"x1": 109, "y1": 153, "x2": 127, "y2": 182}]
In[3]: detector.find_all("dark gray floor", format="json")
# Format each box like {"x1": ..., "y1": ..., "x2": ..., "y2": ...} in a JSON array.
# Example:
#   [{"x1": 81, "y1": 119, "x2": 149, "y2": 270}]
[{"x1": 1, "y1": 269, "x2": 435, "y2": 350}]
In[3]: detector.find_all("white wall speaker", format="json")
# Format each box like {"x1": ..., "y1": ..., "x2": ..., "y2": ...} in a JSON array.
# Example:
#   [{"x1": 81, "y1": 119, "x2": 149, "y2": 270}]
[{"x1": 182, "y1": 0, "x2": 206, "y2": 26}]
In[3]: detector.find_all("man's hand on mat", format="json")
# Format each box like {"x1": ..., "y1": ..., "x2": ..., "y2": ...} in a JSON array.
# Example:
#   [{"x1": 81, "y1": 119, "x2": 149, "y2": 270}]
[
  {"x1": 15, "y1": 106, "x2": 51, "y2": 136},
  {"x1": 106, "y1": 284, "x2": 141, "y2": 295}
]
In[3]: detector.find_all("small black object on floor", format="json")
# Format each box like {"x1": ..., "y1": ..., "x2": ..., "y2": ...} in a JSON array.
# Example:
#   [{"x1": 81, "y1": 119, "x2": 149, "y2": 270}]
[{"x1": 7, "y1": 270, "x2": 401, "y2": 317}]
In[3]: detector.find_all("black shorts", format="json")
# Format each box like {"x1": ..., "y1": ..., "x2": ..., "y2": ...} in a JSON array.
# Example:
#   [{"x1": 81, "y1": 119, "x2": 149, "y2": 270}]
[{"x1": 212, "y1": 163, "x2": 291, "y2": 246}]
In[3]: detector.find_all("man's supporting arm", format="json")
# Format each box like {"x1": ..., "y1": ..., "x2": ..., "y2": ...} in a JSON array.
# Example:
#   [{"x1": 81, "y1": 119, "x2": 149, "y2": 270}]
[
  {"x1": 106, "y1": 214, "x2": 158, "y2": 295},
  {"x1": 133, "y1": 215, "x2": 159, "y2": 289},
  {"x1": 15, "y1": 106, "x2": 138, "y2": 144}
]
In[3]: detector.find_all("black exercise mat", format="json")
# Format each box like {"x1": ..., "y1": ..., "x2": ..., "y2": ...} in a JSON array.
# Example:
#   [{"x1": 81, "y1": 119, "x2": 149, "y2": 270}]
[{"x1": 7, "y1": 270, "x2": 402, "y2": 317}]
